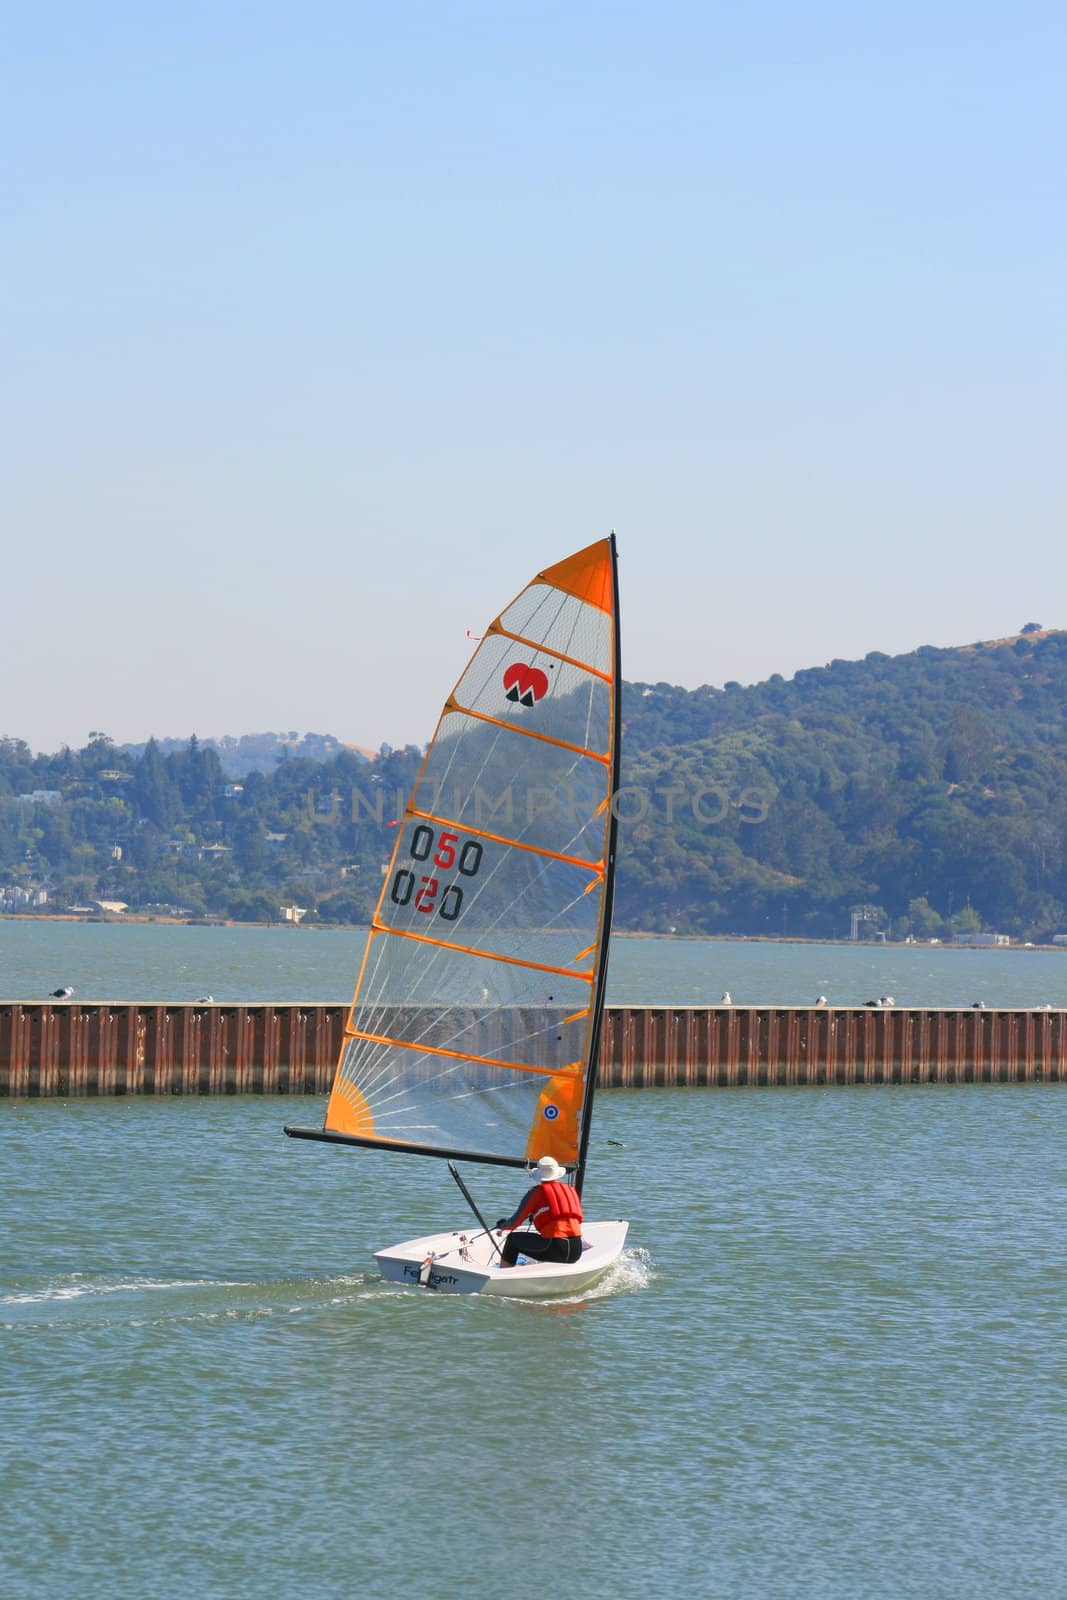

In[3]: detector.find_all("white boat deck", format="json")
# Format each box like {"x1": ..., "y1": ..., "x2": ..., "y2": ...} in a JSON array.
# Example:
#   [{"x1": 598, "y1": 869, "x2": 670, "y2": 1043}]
[{"x1": 374, "y1": 1219, "x2": 629, "y2": 1296}]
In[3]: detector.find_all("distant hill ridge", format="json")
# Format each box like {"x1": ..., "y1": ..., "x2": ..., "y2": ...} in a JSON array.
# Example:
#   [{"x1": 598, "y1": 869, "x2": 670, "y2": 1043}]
[
  {"x1": 3, "y1": 624, "x2": 1067, "y2": 938},
  {"x1": 119, "y1": 731, "x2": 374, "y2": 779},
  {"x1": 613, "y1": 623, "x2": 1067, "y2": 938}
]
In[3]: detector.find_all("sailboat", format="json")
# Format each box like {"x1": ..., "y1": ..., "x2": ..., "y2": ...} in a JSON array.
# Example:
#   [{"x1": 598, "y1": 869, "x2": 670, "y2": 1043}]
[{"x1": 285, "y1": 535, "x2": 627, "y2": 1295}]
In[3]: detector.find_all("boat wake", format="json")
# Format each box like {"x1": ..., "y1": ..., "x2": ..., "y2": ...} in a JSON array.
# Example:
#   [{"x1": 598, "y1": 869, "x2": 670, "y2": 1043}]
[
  {"x1": 0, "y1": 1270, "x2": 383, "y2": 1329},
  {"x1": 2, "y1": 1275, "x2": 245, "y2": 1306},
  {"x1": 2, "y1": 1250, "x2": 652, "y2": 1328}
]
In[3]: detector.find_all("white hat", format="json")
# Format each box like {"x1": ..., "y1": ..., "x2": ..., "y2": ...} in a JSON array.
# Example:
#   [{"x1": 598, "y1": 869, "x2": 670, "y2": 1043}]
[{"x1": 532, "y1": 1155, "x2": 567, "y2": 1184}]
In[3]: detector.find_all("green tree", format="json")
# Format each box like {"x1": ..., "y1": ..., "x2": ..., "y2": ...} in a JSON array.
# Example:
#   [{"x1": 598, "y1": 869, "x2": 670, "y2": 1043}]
[{"x1": 133, "y1": 739, "x2": 180, "y2": 830}]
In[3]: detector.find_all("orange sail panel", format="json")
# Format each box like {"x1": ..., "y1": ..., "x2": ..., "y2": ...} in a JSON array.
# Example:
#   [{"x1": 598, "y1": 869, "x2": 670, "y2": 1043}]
[{"x1": 324, "y1": 537, "x2": 617, "y2": 1166}]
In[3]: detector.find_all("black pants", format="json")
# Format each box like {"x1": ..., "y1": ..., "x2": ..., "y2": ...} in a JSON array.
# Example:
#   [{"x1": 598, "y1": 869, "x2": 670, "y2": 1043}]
[{"x1": 501, "y1": 1232, "x2": 583, "y2": 1266}]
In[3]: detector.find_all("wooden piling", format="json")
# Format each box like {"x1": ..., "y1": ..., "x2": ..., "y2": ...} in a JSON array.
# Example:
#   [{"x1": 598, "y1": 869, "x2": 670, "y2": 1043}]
[{"x1": 0, "y1": 1003, "x2": 1063, "y2": 1096}]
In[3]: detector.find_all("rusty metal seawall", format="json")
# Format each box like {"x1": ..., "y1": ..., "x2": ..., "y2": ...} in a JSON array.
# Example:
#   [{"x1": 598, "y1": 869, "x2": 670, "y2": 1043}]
[{"x1": 1, "y1": 1003, "x2": 1064, "y2": 1096}]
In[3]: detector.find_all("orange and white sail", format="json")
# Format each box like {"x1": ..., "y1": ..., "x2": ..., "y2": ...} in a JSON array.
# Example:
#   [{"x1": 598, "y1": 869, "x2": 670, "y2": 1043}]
[{"x1": 312, "y1": 536, "x2": 620, "y2": 1174}]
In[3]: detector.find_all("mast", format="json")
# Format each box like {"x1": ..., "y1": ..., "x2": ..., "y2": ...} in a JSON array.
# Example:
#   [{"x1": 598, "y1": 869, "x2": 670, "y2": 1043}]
[{"x1": 574, "y1": 531, "x2": 621, "y2": 1197}]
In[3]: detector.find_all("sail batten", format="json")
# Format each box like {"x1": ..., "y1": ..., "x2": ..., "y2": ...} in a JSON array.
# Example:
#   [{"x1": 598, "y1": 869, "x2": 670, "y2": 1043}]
[
  {"x1": 342, "y1": 1028, "x2": 583, "y2": 1080},
  {"x1": 446, "y1": 699, "x2": 611, "y2": 765},
  {"x1": 487, "y1": 622, "x2": 610, "y2": 683},
  {"x1": 368, "y1": 922, "x2": 597, "y2": 980},
  {"x1": 312, "y1": 536, "x2": 619, "y2": 1171}
]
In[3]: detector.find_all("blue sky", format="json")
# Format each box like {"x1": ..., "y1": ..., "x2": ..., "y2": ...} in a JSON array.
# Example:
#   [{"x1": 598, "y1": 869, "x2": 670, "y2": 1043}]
[{"x1": 4, "y1": 2, "x2": 1064, "y2": 752}]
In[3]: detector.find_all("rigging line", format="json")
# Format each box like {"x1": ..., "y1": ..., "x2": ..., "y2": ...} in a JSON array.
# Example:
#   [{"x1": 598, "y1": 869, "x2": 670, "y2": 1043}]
[
  {"x1": 369, "y1": 920, "x2": 597, "y2": 981},
  {"x1": 448, "y1": 1163, "x2": 503, "y2": 1260},
  {"x1": 485, "y1": 622, "x2": 610, "y2": 683},
  {"x1": 446, "y1": 698, "x2": 610, "y2": 766}
]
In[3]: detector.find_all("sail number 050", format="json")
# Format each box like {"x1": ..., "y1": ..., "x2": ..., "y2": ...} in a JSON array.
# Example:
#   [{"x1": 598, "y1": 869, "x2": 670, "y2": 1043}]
[{"x1": 390, "y1": 825, "x2": 483, "y2": 921}]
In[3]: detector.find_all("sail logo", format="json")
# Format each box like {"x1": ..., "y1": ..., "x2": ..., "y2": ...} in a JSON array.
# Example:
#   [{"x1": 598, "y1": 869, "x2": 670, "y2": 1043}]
[
  {"x1": 503, "y1": 662, "x2": 549, "y2": 707},
  {"x1": 543, "y1": 1104, "x2": 559, "y2": 1120}
]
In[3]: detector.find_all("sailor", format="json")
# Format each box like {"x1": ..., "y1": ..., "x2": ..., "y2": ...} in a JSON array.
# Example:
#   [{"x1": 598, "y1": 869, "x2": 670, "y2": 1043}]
[{"x1": 495, "y1": 1155, "x2": 584, "y2": 1268}]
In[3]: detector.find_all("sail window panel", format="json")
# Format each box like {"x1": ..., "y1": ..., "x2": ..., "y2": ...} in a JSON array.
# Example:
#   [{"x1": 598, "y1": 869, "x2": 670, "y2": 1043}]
[
  {"x1": 335, "y1": 1034, "x2": 546, "y2": 1161},
  {"x1": 354, "y1": 933, "x2": 592, "y2": 1069},
  {"x1": 413, "y1": 712, "x2": 610, "y2": 863},
  {"x1": 380, "y1": 817, "x2": 602, "y2": 954},
  {"x1": 496, "y1": 586, "x2": 612, "y2": 677},
  {"x1": 452, "y1": 632, "x2": 610, "y2": 756}
]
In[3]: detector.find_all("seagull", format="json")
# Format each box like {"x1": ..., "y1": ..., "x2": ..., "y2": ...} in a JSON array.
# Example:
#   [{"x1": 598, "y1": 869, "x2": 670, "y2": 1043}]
[
  {"x1": 815, "y1": 995, "x2": 828, "y2": 1006},
  {"x1": 879, "y1": 996, "x2": 896, "y2": 1007},
  {"x1": 49, "y1": 986, "x2": 74, "y2": 999},
  {"x1": 720, "y1": 991, "x2": 732, "y2": 1006},
  {"x1": 971, "y1": 1000, "x2": 987, "y2": 1010},
  {"x1": 195, "y1": 995, "x2": 214, "y2": 1004}
]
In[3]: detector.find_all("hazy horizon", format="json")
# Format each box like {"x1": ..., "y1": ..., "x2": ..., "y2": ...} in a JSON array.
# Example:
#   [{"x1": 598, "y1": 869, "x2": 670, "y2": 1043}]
[{"x1": 8, "y1": 618, "x2": 1061, "y2": 758}]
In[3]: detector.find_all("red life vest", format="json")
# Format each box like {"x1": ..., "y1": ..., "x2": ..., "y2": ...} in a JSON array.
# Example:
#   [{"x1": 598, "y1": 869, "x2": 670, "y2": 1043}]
[{"x1": 526, "y1": 1180, "x2": 583, "y2": 1239}]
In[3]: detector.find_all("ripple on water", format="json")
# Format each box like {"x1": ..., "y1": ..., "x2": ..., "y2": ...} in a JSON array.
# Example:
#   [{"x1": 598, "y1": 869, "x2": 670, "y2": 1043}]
[{"x1": 2, "y1": 1087, "x2": 1065, "y2": 1600}]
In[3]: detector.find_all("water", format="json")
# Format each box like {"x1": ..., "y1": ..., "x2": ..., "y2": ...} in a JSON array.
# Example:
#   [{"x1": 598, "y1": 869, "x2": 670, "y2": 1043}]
[
  {"x1": 2, "y1": 926, "x2": 1066, "y2": 1597},
  {"x1": 3, "y1": 918, "x2": 1067, "y2": 1007}
]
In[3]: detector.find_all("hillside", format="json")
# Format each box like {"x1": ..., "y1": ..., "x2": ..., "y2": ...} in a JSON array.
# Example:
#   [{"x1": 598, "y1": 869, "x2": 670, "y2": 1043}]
[
  {"x1": 3, "y1": 627, "x2": 1067, "y2": 939},
  {"x1": 617, "y1": 627, "x2": 1067, "y2": 938}
]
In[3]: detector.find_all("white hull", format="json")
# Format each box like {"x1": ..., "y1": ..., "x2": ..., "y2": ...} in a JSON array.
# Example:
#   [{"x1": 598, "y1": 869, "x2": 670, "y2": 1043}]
[{"x1": 374, "y1": 1219, "x2": 629, "y2": 1296}]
